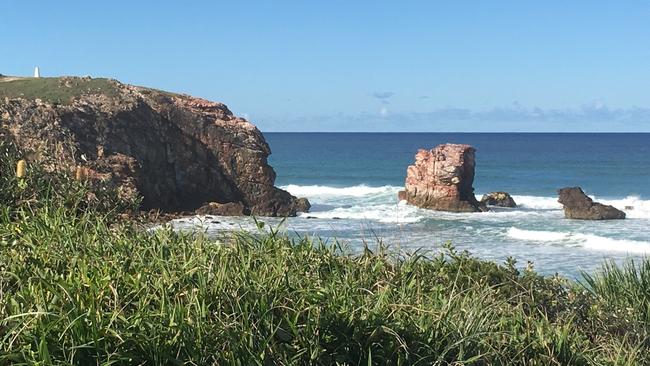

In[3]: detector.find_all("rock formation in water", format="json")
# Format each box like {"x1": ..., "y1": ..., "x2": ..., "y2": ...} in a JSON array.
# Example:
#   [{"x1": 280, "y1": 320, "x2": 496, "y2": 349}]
[
  {"x1": 557, "y1": 187, "x2": 625, "y2": 220},
  {"x1": 480, "y1": 191, "x2": 517, "y2": 208},
  {"x1": 399, "y1": 144, "x2": 485, "y2": 212},
  {"x1": 195, "y1": 202, "x2": 247, "y2": 216},
  {"x1": 0, "y1": 76, "x2": 309, "y2": 216}
]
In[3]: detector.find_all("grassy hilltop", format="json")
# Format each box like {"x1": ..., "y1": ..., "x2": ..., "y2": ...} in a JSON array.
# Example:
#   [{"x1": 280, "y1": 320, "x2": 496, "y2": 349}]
[
  {"x1": 0, "y1": 76, "x2": 181, "y2": 105},
  {"x1": 0, "y1": 76, "x2": 121, "y2": 104},
  {"x1": 0, "y1": 141, "x2": 649, "y2": 364}
]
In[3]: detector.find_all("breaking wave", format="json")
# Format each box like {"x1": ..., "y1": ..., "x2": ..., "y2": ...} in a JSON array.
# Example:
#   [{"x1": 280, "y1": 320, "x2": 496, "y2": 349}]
[
  {"x1": 297, "y1": 201, "x2": 422, "y2": 224},
  {"x1": 507, "y1": 227, "x2": 650, "y2": 254},
  {"x1": 281, "y1": 184, "x2": 650, "y2": 221},
  {"x1": 510, "y1": 194, "x2": 650, "y2": 218},
  {"x1": 281, "y1": 184, "x2": 401, "y2": 197}
]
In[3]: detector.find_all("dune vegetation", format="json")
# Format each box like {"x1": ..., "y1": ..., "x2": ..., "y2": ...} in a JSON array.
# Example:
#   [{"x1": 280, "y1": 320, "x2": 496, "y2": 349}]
[{"x1": 0, "y1": 142, "x2": 649, "y2": 365}]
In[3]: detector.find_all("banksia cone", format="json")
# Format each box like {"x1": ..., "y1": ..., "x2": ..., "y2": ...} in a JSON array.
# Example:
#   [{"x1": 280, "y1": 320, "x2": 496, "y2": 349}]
[
  {"x1": 16, "y1": 160, "x2": 26, "y2": 178},
  {"x1": 75, "y1": 166, "x2": 88, "y2": 181}
]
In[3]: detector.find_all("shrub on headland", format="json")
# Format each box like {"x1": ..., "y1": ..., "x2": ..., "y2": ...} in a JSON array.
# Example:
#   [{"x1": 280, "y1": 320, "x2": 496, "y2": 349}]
[
  {"x1": 0, "y1": 142, "x2": 138, "y2": 219},
  {"x1": 0, "y1": 144, "x2": 648, "y2": 365}
]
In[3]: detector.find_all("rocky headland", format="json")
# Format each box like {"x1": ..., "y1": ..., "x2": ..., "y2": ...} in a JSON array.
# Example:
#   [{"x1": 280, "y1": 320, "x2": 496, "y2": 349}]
[
  {"x1": 557, "y1": 187, "x2": 625, "y2": 220},
  {"x1": 0, "y1": 76, "x2": 309, "y2": 216},
  {"x1": 399, "y1": 143, "x2": 486, "y2": 212}
]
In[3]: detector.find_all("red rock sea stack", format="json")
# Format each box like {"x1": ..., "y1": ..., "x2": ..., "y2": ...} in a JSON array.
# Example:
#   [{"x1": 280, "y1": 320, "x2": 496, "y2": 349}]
[{"x1": 399, "y1": 144, "x2": 485, "y2": 212}]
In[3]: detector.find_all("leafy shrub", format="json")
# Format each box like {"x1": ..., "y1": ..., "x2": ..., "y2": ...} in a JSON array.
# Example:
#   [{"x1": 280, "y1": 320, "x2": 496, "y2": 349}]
[{"x1": 0, "y1": 141, "x2": 138, "y2": 220}]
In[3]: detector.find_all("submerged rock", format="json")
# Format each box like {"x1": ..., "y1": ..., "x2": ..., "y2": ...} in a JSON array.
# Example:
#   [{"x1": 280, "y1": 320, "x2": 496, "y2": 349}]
[
  {"x1": 397, "y1": 190, "x2": 407, "y2": 201},
  {"x1": 0, "y1": 77, "x2": 309, "y2": 216},
  {"x1": 557, "y1": 187, "x2": 625, "y2": 220},
  {"x1": 401, "y1": 144, "x2": 485, "y2": 212},
  {"x1": 481, "y1": 191, "x2": 517, "y2": 208}
]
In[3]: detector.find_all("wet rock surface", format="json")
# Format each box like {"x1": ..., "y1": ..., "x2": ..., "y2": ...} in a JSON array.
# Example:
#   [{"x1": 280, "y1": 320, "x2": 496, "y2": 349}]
[
  {"x1": 195, "y1": 202, "x2": 247, "y2": 216},
  {"x1": 557, "y1": 187, "x2": 625, "y2": 220},
  {"x1": 481, "y1": 191, "x2": 517, "y2": 208}
]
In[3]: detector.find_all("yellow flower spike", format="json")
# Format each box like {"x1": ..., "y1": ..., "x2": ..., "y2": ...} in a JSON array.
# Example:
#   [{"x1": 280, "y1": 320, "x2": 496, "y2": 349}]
[
  {"x1": 16, "y1": 160, "x2": 26, "y2": 178},
  {"x1": 75, "y1": 166, "x2": 88, "y2": 181}
]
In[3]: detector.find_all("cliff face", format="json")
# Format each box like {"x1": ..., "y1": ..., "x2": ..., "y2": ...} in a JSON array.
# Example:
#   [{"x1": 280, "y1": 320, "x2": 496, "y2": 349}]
[{"x1": 0, "y1": 77, "x2": 308, "y2": 216}]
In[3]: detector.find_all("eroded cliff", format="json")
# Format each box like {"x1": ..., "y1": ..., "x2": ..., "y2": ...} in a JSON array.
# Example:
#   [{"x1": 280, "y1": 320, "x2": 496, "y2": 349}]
[{"x1": 0, "y1": 76, "x2": 309, "y2": 216}]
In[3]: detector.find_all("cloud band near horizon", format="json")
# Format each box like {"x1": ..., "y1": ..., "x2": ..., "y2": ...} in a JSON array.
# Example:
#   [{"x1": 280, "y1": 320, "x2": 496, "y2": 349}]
[{"x1": 255, "y1": 104, "x2": 650, "y2": 132}]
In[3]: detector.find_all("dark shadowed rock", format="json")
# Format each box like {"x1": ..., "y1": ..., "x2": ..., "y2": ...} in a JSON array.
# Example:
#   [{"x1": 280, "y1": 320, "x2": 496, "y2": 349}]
[
  {"x1": 293, "y1": 197, "x2": 311, "y2": 213},
  {"x1": 481, "y1": 191, "x2": 517, "y2": 208},
  {"x1": 401, "y1": 144, "x2": 486, "y2": 212},
  {"x1": 0, "y1": 77, "x2": 309, "y2": 216},
  {"x1": 557, "y1": 187, "x2": 625, "y2": 220},
  {"x1": 397, "y1": 190, "x2": 407, "y2": 201},
  {"x1": 195, "y1": 202, "x2": 247, "y2": 216}
]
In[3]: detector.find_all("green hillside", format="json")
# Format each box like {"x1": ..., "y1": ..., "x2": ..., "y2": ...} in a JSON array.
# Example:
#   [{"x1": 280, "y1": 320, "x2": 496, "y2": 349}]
[{"x1": 0, "y1": 76, "x2": 120, "y2": 104}]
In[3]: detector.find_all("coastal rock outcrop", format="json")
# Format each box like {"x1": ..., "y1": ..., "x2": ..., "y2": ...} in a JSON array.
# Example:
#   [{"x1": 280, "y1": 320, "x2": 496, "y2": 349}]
[
  {"x1": 400, "y1": 144, "x2": 485, "y2": 212},
  {"x1": 0, "y1": 76, "x2": 309, "y2": 216},
  {"x1": 195, "y1": 202, "x2": 247, "y2": 216},
  {"x1": 557, "y1": 187, "x2": 625, "y2": 220},
  {"x1": 481, "y1": 191, "x2": 517, "y2": 208}
]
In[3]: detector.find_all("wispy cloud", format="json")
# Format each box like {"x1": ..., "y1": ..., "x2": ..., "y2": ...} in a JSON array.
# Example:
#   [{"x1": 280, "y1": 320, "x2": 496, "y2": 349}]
[{"x1": 370, "y1": 91, "x2": 395, "y2": 104}]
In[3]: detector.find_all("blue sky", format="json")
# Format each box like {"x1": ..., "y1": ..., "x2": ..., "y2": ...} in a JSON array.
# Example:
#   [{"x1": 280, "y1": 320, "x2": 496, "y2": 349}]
[{"x1": 2, "y1": 1, "x2": 650, "y2": 131}]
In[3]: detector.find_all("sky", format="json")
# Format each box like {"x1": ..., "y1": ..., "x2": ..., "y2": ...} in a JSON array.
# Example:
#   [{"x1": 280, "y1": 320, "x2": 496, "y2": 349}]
[{"x1": 2, "y1": 1, "x2": 650, "y2": 132}]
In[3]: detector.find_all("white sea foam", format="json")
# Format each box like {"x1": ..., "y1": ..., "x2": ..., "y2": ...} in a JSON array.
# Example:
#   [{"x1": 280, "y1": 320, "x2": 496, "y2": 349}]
[
  {"x1": 162, "y1": 182, "x2": 650, "y2": 276},
  {"x1": 523, "y1": 192, "x2": 650, "y2": 219},
  {"x1": 298, "y1": 201, "x2": 422, "y2": 223},
  {"x1": 596, "y1": 196, "x2": 650, "y2": 219},
  {"x1": 284, "y1": 184, "x2": 650, "y2": 222},
  {"x1": 507, "y1": 227, "x2": 571, "y2": 241},
  {"x1": 507, "y1": 227, "x2": 650, "y2": 254},
  {"x1": 281, "y1": 184, "x2": 401, "y2": 197},
  {"x1": 509, "y1": 195, "x2": 562, "y2": 210},
  {"x1": 575, "y1": 233, "x2": 650, "y2": 253},
  {"x1": 480, "y1": 194, "x2": 650, "y2": 218}
]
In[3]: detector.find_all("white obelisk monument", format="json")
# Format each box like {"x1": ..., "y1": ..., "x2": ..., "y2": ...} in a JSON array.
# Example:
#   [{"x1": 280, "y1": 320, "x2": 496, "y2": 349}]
[{"x1": 33, "y1": 66, "x2": 40, "y2": 78}]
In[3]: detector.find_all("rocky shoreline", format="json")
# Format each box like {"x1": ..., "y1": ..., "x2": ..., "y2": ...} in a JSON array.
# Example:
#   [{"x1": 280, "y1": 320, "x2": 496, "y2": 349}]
[{"x1": 1, "y1": 76, "x2": 630, "y2": 223}]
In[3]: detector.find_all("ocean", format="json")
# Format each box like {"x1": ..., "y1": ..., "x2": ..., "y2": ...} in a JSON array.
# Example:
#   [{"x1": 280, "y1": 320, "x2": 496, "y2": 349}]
[{"x1": 174, "y1": 133, "x2": 650, "y2": 278}]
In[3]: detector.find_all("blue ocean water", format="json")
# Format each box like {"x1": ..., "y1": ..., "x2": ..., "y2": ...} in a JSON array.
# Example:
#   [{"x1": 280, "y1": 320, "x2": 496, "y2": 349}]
[
  {"x1": 266, "y1": 133, "x2": 650, "y2": 198},
  {"x1": 175, "y1": 133, "x2": 650, "y2": 278}
]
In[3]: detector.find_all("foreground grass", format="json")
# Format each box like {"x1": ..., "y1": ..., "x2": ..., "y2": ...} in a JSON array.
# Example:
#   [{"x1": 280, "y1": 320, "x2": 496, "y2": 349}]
[{"x1": 0, "y1": 144, "x2": 649, "y2": 365}]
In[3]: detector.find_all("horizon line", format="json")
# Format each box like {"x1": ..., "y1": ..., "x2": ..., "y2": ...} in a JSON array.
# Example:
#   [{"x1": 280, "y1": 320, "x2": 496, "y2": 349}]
[{"x1": 262, "y1": 131, "x2": 650, "y2": 134}]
